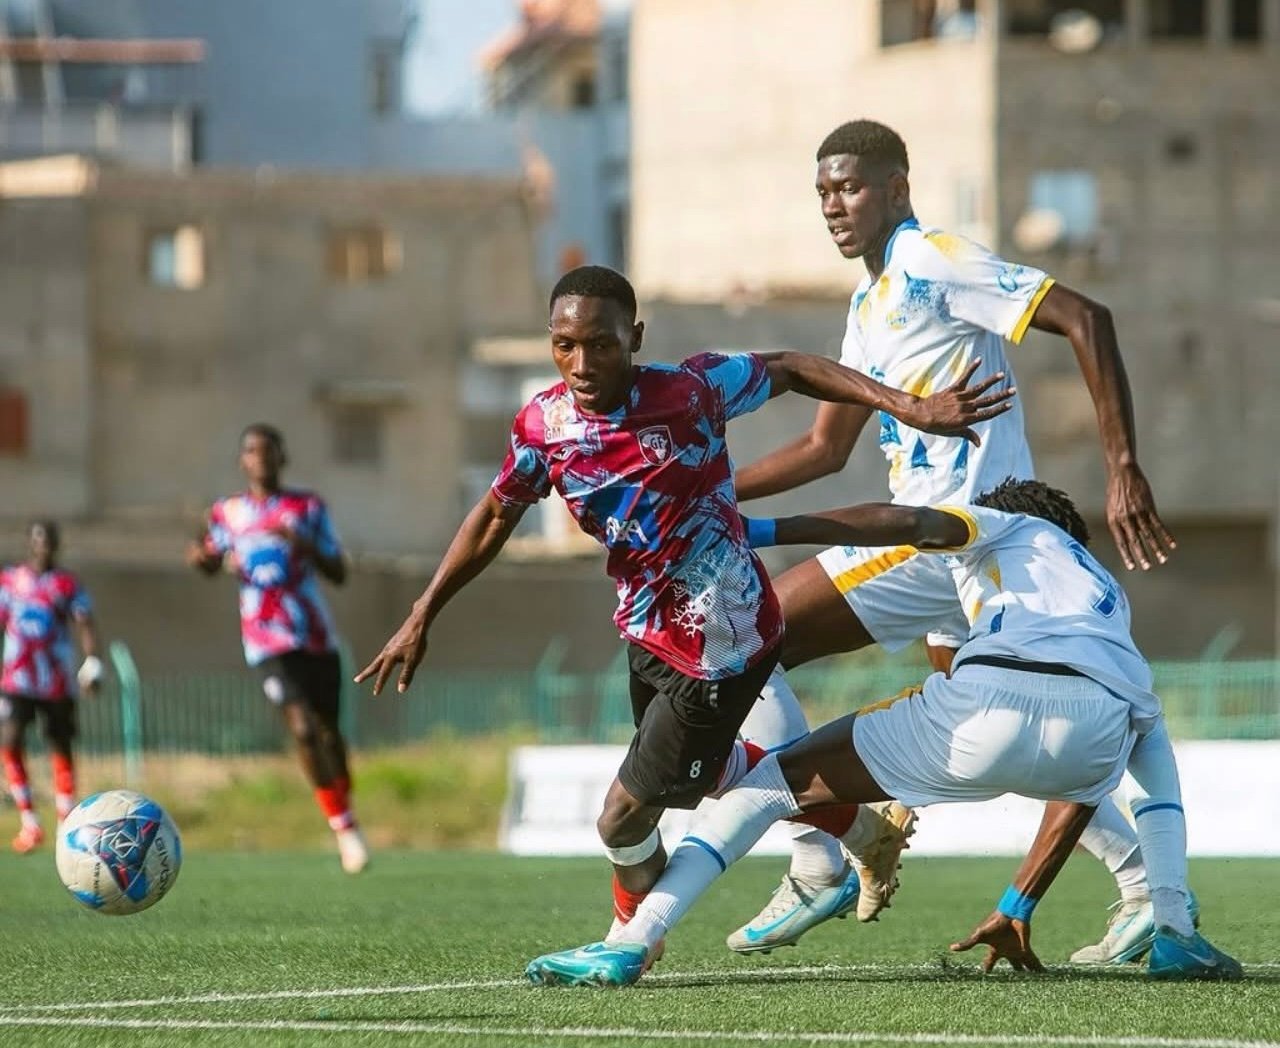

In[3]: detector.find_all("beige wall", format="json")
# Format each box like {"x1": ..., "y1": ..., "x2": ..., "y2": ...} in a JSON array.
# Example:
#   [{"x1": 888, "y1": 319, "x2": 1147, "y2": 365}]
[
  {"x1": 0, "y1": 197, "x2": 94, "y2": 516},
  {"x1": 995, "y1": 39, "x2": 1280, "y2": 517},
  {"x1": 0, "y1": 164, "x2": 544, "y2": 556},
  {"x1": 630, "y1": 0, "x2": 996, "y2": 301}
]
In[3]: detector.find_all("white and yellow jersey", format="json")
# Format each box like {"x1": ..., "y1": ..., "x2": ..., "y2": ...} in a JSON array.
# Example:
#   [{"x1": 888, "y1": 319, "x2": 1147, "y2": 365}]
[
  {"x1": 841, "y1": 219, "x2": 1054, "y2": 506},
  {"x1": 930, "y1": 505, "x2": 1161, "y2": 732}
]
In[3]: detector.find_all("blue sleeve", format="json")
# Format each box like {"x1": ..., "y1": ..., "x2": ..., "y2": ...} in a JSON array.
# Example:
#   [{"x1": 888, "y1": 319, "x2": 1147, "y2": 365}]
[
  {"x1": 692, "y1": 352, "x2": 773, "y2": 421},
  {"x1": 490, "y1": 416, "x2": 553, "y2": 505},
  {"x1": 309, "y1": 499, "x2": 344, "y2": 559},
  {"x1": 68, "y1": 578, "x2": 93, "y2": 619}
]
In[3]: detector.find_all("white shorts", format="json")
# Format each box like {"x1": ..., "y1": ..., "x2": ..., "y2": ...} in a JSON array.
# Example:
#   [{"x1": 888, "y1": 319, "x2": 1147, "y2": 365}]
[
  {"x1": 851, "y1": 664, "x2": 1137, "y2": 809},
  {"x1": 816, "y1": 544, "x2": 970, "y2": 651}
]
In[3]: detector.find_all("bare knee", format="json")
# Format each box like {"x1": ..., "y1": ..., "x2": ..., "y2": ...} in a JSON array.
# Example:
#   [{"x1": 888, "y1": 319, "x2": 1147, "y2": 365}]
[
  {"x1": 597, "y1": 799, "x2": 652, "y2": 848},
  {"x1": 283, "y1": 706, "x2": 318, "y2": 749},
  {"x1": 777, "y1": 714, "x2": 882, "y2": 808},
  {"x1": 774, "y1": 560, "x2": 872, "y2": 669}
]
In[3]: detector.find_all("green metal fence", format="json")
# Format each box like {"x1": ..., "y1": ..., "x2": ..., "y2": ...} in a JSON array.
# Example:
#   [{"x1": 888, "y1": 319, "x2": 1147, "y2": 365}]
[{"x1": 59, "y1": 645, "x2": 1280, "y2": 770}]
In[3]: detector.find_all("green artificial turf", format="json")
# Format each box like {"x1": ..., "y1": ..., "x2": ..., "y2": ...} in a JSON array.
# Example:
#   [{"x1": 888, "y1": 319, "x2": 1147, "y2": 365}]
[{"x1": 1, "y1": 851, "x2": 1277, "y2": 1046}]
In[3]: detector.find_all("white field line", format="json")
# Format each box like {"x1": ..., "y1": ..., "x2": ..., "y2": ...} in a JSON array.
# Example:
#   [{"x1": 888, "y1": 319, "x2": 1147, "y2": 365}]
[
  {"x1": 2, "y1": 962, "x2": 1278, "y2": 1016},
  {"x1": 0, "y1": 964, "x2": 952, "y2": 1014},
  {"x1": 0, "y1": 1015, "x2": 1278, "y2": 1048}
]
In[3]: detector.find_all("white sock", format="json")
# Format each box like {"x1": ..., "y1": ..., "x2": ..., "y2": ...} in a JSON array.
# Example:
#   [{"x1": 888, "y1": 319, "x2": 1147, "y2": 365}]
[
  {"x1": 740, "y1": 666, "x2": 845, "y2": 884},
  {"x1": 1125, "y1": 719, "x2": 1194, "y2": 937},
  {"x1": 838, "y1": 804, "x2": 881, "y2": 855},
  {"x1": 614, "y1": 755, "x2": 800, "y2": 950},
  {"x1": 1112, "y1": 851, "x2": 1149, "y2": 904},
  {"x1": 1077, "y1": 794, "x2": 1148, "y2": 902},
  {"x1": 787, "y1": 826, "x2": 849, "y2": 886}
]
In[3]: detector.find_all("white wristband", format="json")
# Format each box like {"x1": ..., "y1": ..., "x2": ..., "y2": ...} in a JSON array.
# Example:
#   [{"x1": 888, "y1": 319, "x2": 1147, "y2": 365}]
[{"x1": 78, "y1": 656, "x2": 104, "y2": 688}]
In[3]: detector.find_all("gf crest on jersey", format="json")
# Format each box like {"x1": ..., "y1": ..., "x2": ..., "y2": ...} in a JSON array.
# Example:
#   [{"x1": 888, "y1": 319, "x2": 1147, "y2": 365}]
[{"x1": 636, "y1": 426, "x2": 672, "y2": 465}]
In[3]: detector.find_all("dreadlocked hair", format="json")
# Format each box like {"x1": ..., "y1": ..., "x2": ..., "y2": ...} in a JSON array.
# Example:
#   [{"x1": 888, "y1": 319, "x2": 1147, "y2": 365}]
[{"x1": 973, "y1": 478, "x2": 1090, "y2": 546}]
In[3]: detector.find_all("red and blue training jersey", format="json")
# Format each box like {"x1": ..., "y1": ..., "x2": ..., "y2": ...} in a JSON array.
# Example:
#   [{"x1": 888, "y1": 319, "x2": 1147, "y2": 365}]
[
  {"x1": 0, "y1": 565, "x2": 92, "y2": 700},
  {"x1": 204, "y1": 489, "x2": 342, "y2": 666},
  {"x1": 491, "y1": 352, "x2": 782, "y2": 681}
]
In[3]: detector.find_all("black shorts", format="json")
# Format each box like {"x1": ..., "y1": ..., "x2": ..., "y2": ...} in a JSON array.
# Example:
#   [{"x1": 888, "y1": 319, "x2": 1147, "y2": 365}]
[
  {"x1": 256, "y1": 650, "x2": 341, "y2": 720},
  {"x1": 617, "y1": 643, "x2": 781, "y2": 810},
  {"x1": 0, "y1": 694, "x2": 78, "y2": 742}
]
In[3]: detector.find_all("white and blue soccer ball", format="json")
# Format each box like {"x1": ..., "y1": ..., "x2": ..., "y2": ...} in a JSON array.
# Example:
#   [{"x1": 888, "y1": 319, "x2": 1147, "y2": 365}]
[{"x1": 55, "y1": 789, "x2": 182, "y2": 915}]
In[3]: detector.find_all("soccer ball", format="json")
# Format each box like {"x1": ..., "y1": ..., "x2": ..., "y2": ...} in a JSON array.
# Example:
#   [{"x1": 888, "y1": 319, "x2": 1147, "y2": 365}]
[{"x1": 55, "y1": 790, "x2": 182, "y2": 915}]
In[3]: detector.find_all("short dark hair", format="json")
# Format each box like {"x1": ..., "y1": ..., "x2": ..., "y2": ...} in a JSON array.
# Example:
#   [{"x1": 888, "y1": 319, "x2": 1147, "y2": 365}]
[
  {"x1": 240, "y1": 422, "x2": 285, "y2": 454},
  {"x1": 974, "y1": 478, "x2": 1090, "y2": 546},
  {"x1": 816, "y1": 120, "x2": 910, "y2": 175},
  {"x1": 29, "y1": 520, "x2": 60, "y2": 548},
  {"x1": 549, "y1": 265, "x2": 637, "y2": 321}
]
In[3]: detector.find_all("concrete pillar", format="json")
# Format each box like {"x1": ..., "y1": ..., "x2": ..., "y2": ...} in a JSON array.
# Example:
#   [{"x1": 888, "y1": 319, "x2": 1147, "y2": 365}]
[
  {"x1": 1125, "y1": 0, "x2": 1148, "y2": 47},
  {"x1": 1265, "y1": 0, "x2": 1280, "y2": 50},
  {"x1": 1207, "y1": 0, "x2": 1231, "y2": 47}
]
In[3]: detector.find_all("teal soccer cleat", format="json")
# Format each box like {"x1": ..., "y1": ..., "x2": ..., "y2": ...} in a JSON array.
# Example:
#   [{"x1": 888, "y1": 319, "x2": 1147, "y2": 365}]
[
  {"x1": 1148, "y1": 927, "x2": 1243, "y2": 981},
  {"x1": 726, "y1": 868, "x2": 860, "y2": 954},
  {"x1": 525, "y1": 941, "x2": 649, "y2": 988}
]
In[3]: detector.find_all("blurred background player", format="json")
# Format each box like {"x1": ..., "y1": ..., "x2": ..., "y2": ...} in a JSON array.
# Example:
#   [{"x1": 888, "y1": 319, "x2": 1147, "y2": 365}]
[
  {"x1": 357, "y1": 265, "x2": 1012, "y2": 944},
  {"x1": 728, "y1": 119, "x2": 1174, "y2": 963},
  {"x1": 0, "y1": 521, "x2": 102, "y2": 854},
  {"x1": 186, "y1": 424, "x2": 367, "y2": 874}
]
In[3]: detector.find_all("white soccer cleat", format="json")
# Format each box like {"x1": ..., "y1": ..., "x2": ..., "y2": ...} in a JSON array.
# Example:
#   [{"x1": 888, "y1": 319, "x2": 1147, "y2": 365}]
[
  {"x1": 726, "y1": 868, "x2": 860, "y2": 954},
  {"x1": 1070, "y1": 891, "x2": 1200, "y2": 965},
  {"x1": 844, "y1": 801, "x2": 916, "y2": 923},
  {"x1": 336, "y1": 827, "x2": 370, "y2": 874}
]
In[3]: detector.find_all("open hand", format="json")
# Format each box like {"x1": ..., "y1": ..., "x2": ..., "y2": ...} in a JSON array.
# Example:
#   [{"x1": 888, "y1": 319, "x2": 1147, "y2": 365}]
[
  {"x1": 950, "y1": 911, "x2": 1044, "y2": 973},
  {"x1": 354, "y1": 612, "x2": 429, "y2": 695},
  {"x1": 1106, "y1": 464, "x2": 1175, "y2": 571},
  {"x1": 908, "y1": 359, "x2": 1016, "y2": 445}
]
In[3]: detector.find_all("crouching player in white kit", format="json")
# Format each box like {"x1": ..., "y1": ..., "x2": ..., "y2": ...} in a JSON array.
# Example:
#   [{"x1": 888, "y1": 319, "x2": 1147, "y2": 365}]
[{"x1": 526, "y1": 479, "x2": 1242, "y2": 985}]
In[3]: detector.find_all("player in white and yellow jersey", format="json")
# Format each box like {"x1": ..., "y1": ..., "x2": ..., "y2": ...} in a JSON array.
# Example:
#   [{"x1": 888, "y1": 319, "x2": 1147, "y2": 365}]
[
  {"x1": 726, "y1": 120, "x2": 1175, "y2": 964},
  {"x1": 526, "y1": 480, "x2": 1241, "y2": 986}
]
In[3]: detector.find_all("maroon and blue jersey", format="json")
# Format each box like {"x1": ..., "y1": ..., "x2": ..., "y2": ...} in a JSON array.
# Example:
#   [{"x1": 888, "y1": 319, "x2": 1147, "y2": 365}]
[
  {"x1": 491, "y1": 352, "x2": 782, "y2": 680},
  {"x1": 0, "y1": 565, "x2": 92, "y2": 700},
  {"x1": 203, "y1": 490, "x2": 342, "y2": 667}
]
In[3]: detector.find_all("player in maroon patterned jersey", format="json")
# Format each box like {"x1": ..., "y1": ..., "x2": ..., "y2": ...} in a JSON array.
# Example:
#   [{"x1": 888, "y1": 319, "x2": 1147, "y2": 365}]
[
  {"x1": 0, "y1": 522, "x2": 102, "y2": 853},
  {"x1": 357, "y1": 266, "x2": 1013, "y2": 943},
  {"x1": 187, "y1": 424, "x2": 366, "y2": 873}
]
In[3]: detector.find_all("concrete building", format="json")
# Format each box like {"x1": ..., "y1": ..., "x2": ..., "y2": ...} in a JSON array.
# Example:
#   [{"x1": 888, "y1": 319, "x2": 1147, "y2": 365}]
[
  {"x1": 627, "y1": 0, "x2": 1280, "y2": 657},
  {"x1": 0, "y1": 0, "x2": 413, "y2": 169},
  {"x1": 0, "y1": 0, "x2": 629, "y2": 280},
  {"x1": 0, "y1": 154, "x2": 542, "y2": 550}
]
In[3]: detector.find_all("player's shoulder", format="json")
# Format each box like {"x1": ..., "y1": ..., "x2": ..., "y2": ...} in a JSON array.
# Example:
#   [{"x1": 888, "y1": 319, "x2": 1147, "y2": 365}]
[
  {"x1": 281, "y1": 487, "x2": 326, "y2": 510},
  {"x1": 514, "y1": 383, "x2": 573, "y2": 443},
  {"x1": 52, "y1": 568, "x2": 83, "y2": 594},
  {"x1": 897, "y1": 224, "x2": 991, "y2": 269},
  {"x1": 673, "y1": 351, "x2": 757, "y2": 384}
]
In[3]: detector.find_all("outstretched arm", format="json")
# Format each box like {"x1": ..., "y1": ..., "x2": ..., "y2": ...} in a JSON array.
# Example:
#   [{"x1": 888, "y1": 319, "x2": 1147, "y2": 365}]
[
  {"x1": 73, "y1": 611, "x2": 103, "y2": 697},
  {"x1": 950, "y1": 801, "x2": 1096, "y2": 972},
  {"x1": 743, "y1": 503, "x2": 972, "y2": 552},
  {"x1": 735, "y1": 402, "x2": 873, "y2": 503},
  {"x1": 185, "y1": 523, "x2": 223, "y2": 576},
  {"x1": 761, "y1": 353, "x2": 1014, "y2": 446},
  {"x1": 1029, "y1": 285, "x2": 1174, "y2": 571},
  {"x1": 355, "y1": 493, "x2": 527, "y2": 695}
]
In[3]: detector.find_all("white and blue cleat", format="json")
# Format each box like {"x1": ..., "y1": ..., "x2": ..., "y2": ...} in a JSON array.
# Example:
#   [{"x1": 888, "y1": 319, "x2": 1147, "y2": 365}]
[
  {"x1": 726, "y1": 869, "x2": 860, "y2": 954},
  {"x1": 1069, "y1": 891, "x2": 1200, "y2": 966},
  {"x1": 525, "y1": 941, "x2": 649, "y2": 988},
  {"x1": 1148, "y1": 927, "x2": 1243, "y2": 981}
]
